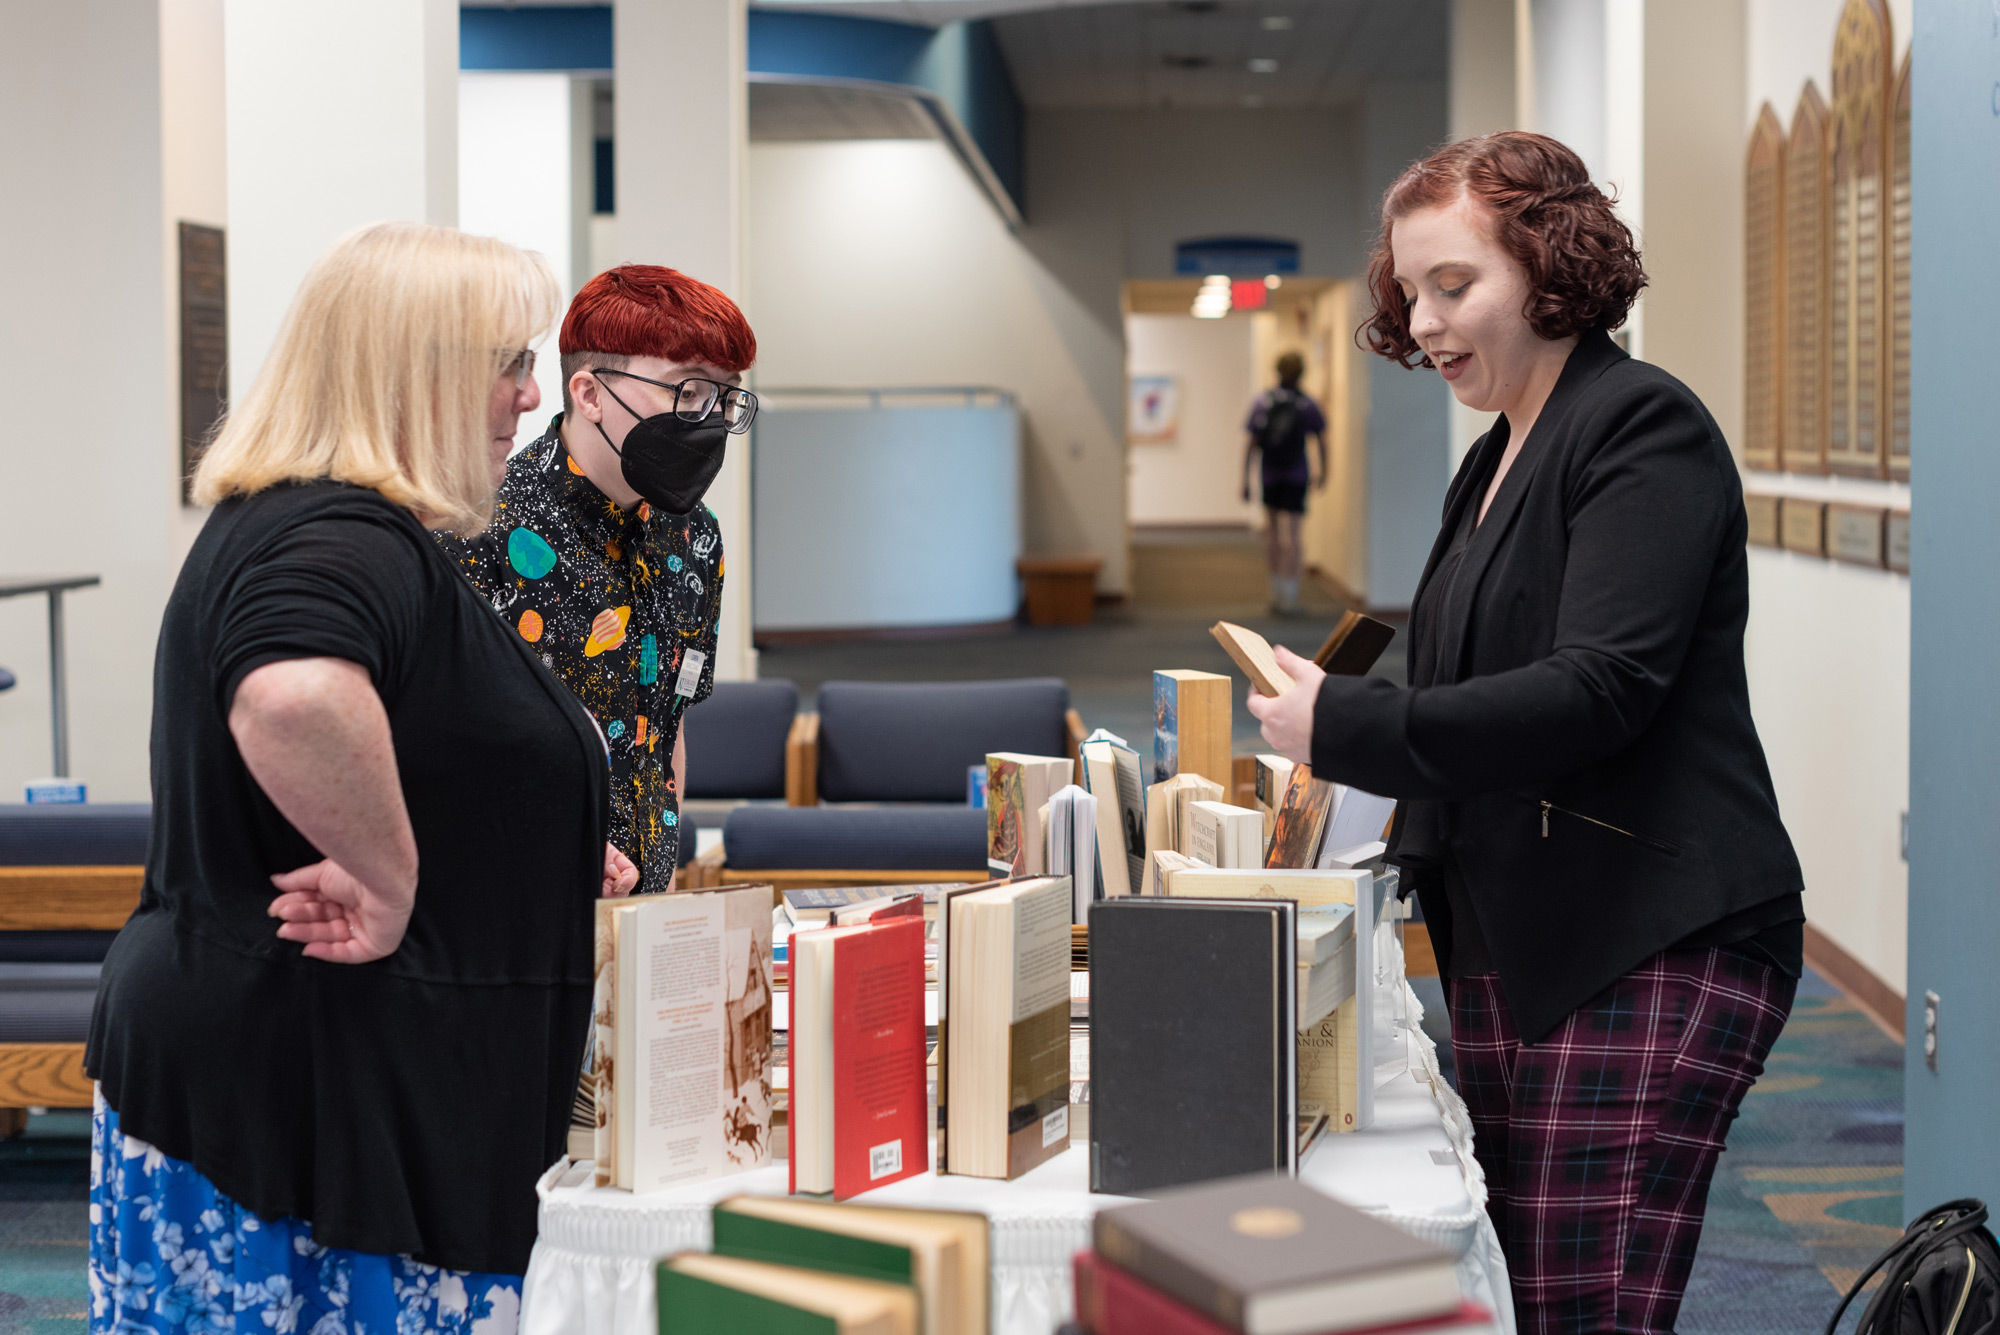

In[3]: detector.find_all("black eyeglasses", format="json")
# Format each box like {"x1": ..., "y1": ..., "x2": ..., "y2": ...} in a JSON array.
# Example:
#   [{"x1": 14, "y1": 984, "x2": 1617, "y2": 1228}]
[
  {"x1": 593, "y1": 368, "x2": 758, "y2": 434},
  {"x1": 499, "y1": 348, "x2": 537, "y2": 388}
]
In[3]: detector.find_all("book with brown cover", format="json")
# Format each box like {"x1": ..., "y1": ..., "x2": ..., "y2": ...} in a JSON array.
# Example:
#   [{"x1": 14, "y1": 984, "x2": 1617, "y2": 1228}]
[
  {"x1": 1074, "y1": 1251, "x2": 1494, "y2": 1335},
  {"x1": 1314, "y1": 611, "x2": 1396, "y2": 676},
  {"x1": 1092, "y1": 1175, "x2": 1461, "y2": 1335}
]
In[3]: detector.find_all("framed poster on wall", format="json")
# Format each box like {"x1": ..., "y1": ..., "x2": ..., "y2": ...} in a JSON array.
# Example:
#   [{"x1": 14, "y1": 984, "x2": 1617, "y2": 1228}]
[{"x1": 1128, "y1": 374, "x2": 1180, "y2": 444}]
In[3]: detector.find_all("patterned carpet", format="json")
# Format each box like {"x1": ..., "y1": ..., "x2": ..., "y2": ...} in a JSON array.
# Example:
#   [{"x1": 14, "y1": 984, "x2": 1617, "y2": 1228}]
[{"x1": 0, "y1": 970, "x2": 1903, "y2": 1334}]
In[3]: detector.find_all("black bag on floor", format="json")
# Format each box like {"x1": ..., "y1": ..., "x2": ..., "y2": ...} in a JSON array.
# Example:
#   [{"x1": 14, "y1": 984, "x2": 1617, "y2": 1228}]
[{"x1": 1827, "y1": 1198, "x2": 2000, "y2": 1335}]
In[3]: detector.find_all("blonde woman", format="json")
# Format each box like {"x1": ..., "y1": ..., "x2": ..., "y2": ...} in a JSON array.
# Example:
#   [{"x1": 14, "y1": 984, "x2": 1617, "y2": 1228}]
[{"x1": 85, "y1": 222, "x2": 626, "y2": 1335}]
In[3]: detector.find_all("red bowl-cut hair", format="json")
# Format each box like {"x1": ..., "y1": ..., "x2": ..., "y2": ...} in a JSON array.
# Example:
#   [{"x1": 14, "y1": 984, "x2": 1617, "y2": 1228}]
[
  {"x1": 560, "y1": 264, "x2": 757, "y2": 371},
  {"x1": 1361, "y1": 132, "x2": 1646, "y2": 369}
]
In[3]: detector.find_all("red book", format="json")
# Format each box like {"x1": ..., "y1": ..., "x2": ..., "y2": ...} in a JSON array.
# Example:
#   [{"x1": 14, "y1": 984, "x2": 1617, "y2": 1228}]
[
  {"x1": 788, "y1": 916, "x2": 928, "y2": 1198},
  {"x1": 1072, "y1": 1252, "x2": 1496, "y2": 1335}
]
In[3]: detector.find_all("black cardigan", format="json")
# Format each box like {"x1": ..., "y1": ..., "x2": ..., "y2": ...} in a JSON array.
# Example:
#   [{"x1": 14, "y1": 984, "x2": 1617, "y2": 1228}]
[{"x1": 1310, "y1": 330, "x2": 1804, "y2": 1042}]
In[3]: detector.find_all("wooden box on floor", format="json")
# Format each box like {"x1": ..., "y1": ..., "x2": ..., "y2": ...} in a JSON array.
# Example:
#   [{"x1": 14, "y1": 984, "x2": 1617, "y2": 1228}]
[{"x1": 1015, "y1": 557, "x2": 1102, "y2": 627}]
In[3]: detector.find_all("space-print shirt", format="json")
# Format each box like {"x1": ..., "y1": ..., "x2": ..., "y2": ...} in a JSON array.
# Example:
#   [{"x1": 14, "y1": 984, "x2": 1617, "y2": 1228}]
[{"x1": 434, "y1": 416, "x2": 721, "y2": 892}]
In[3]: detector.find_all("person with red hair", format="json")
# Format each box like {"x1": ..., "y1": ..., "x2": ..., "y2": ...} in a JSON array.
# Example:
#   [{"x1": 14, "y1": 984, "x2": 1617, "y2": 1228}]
[
  {"x1": 1247, "y1": 133, "x2": 1803, "y2": 1334},
  {"x1": 437, "y1": 264, "x2": 757, "y2": 896}
]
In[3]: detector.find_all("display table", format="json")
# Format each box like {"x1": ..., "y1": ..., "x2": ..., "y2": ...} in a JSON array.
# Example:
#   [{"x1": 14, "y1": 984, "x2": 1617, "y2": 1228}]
[{"x1": 520, "y1": 1000, "x2": 1515, "y2": 1335}]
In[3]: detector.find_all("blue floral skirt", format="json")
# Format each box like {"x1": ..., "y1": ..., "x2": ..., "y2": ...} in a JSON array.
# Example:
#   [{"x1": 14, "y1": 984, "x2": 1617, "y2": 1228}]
[{"x1": 89, "y1": 1090, "x2": 524, "y2": 1335}]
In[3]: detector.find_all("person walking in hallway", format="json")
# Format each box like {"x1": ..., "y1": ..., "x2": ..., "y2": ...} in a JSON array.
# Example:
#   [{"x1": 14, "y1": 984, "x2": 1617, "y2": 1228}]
[
  {"x1": 1247, "y1": 132, "x2": 1803, "y2": 1335},
  {"x1": 1242, "y1": 350, "x2": 1327, "y2": 616}
]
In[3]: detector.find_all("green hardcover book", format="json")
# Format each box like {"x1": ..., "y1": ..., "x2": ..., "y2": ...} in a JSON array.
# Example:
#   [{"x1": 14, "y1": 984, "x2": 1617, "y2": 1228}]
[
  {"x1": 711, "y1": 1196, "x2": 991, "y2": 1335},
  {"x1": 657, "y1": 1253, "x2": 917, "y2": 1335}
]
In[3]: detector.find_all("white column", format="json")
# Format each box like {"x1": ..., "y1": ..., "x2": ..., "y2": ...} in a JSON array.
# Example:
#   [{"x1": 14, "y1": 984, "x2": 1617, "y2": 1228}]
[
  {"x1": 617, "y1": 0, "x2": 756, "y2": 681},
  {"x1": 1448, "y1": 0, "x2": 1518, "y2": 468},
  {"x1": 0, "y1": 0, "x2": 171, "y2": 799},
  {"x1": 224, "y1": 0, "x2": 458, "y2": 396}
]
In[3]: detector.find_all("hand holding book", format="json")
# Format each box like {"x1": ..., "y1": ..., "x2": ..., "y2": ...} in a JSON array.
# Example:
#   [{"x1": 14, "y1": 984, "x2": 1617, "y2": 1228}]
[{"x1": 1243, "y1": 645, "x2": 1323, "y2": 766}]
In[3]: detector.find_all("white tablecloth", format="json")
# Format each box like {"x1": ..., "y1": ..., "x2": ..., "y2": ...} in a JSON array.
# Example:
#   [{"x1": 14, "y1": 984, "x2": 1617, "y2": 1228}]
[{"x1": 520, "y1": 988, "x2": 1514, "y2": 1335}]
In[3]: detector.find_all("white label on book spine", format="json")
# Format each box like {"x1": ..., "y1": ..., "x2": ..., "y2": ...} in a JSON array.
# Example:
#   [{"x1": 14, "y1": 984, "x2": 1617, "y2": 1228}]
[
  {"x1": 673, "y1": 648, "x2": 706, "y2": 698},
  {"x1": 1041, "y1": 1104, "x2": 1069, "y2": 1147},
  {"x1": 869, "y1": 1138, "x2": 903, "y2": 1180}
]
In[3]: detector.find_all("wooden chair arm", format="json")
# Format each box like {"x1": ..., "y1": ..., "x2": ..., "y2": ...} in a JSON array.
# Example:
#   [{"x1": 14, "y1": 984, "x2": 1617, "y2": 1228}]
[
  {"x1": 1231, "y1": 753, "x2": 1259, "y2": 808},
  {"x1": 1064, "y1": 709, "x2": 1087, "y2": 770},
  {"x1": 0, "y1": 866, "x2": 142, "y2": 930},
  {"x1": 0, "y1": 1043, "x2": 91, "y2": 1107},
  {"x1": 786, "y1": 712, "x2": 820, "y2": 806}
]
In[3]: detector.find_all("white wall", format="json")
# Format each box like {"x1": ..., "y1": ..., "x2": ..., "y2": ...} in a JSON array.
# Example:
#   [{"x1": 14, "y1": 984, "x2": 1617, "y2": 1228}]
[
  {"x1": 1125, "y1": 315, "x2": 1258, "y2": 527},
  {"x1": 0, "y1": 1, "x2": 172, "y2": 800},
  {"x1": 745, "y1": 139, "x2": 1129, "y2": 592},
  {"x1": 459, "y1": 71, "x2": 575, "y2": 445},
  {"x1": 1740, "y1": 0, "x2": 1913, "y2": 993}
]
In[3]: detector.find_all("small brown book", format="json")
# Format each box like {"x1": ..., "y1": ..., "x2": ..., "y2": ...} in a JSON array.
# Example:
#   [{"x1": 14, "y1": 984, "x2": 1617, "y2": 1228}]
[
  {"x1": 1313, "y1": 611, "x2": 1396, "y2": 676},
  {"x1": 1093, "y1": 1174, "x2": 1460, "y2": 1335}
]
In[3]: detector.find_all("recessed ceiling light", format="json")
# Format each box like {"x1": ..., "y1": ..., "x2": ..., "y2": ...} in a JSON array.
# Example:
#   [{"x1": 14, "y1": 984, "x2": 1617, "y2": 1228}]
[
  {"x1": 1248, "y1": 58, "x2": 1279, "y2": 74},
  {"x1": 1242, "y1": 94, "x2": 1266, "y2": 108},
  {"x1": 1261, "y1": 15, "x2": 1294, "y2": 30}
]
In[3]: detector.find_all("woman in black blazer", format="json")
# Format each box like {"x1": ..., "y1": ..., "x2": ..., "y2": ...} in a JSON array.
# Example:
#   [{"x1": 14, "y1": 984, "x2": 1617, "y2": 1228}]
[{"x1": 1249, "y1": 133, "x2": 1804, "y2": 1335}]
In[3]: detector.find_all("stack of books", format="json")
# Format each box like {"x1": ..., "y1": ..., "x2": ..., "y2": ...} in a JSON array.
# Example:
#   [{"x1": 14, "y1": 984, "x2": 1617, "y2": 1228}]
[
  {"x1": 658, "y1": 1197, "x2": 991, "y2": 1334},
  {"x1": 1072, "y1": 1175, "x2": 1497, "y2": 1335}
]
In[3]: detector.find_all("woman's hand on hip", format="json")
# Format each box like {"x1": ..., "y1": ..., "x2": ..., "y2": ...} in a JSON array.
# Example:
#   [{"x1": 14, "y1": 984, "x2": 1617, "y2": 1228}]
[
  {"x1": 268, "y1": 858, "x2": 414, "y2": 963},
  {"x1": 603, "y1": 843, "x2": 638, "y2": 897},
  {"x1": 1245, "y1": 645, "x2": 1323, "y2": 766}
]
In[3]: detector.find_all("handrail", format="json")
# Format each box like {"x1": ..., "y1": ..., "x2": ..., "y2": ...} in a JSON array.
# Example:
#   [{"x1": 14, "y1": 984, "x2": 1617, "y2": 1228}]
[{"x1": 756, "y1": 386, "x2": 1016, "y2": 409}]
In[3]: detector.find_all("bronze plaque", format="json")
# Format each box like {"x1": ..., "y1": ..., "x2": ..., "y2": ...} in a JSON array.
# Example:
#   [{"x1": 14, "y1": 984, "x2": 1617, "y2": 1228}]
[
  {"x1": 1827, "y1": 0, "x2": 1892, "y2": 477},
  {"x1": 1784, "y1": 84, "x2": 1831, "y2": 474},
  {"x1": 1827, "y1": 503, "x2": 1886, "y2": 566},
  {"x1": 1887, "y1": 51, "x2": 1911, "y2": 480},
  {"x1": 1743, "y1": 105, "x2": 1787, "y2": 472},
  {"x1": 1780, "y1": 497, "x2": 1827, "y2": 555},
  {"x1": 179, "y1": 222, "x2": 227, "y2": 501},
  {"x1": 1885, "y1": 509, "x2": 1910, "y2": 572},
  {"x1": 1745, "y1": 494, "x2": 1782, "y2": 548}
]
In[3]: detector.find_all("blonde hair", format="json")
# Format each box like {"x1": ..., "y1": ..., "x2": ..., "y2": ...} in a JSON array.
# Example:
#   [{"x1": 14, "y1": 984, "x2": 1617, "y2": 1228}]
[{"x1": 193, "y1": 221, "x2": 560, "y2": 535}]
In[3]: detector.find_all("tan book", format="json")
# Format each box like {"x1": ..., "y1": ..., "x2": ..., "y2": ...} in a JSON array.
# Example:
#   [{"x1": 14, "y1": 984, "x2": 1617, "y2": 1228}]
[
  {"x1": 1152, "y1": 669, "x2": 1232, "y2": 789},
  {"x1": 1253, "y1": 754, "x2": 1294, "y2": 845},
  {"x1": 1138, "y1": 772, "x2": 1223, "y2": 892},
  {"x1": 1161, "y1": 864, "x2": 1369, "y2": 909},
  {"x1": 944, "y1": 876, "x2": 1073, "y2": 1179},
  {"x1": 1080, "y1": 740, "x2": 1142, "y2": 899},
  {"x1": 985, "y1": 753, "x2": 1072, "y2": 877},
  {"x1": 1298, "y1": 995, "x2": 1364, "y2": 1133},
  {"x1": 611, "y1": 883, "x2": 775, "y2": 1192},
  {"x1": 1187, "y1": 800, "x2": 1264, "y2": 870},
  {"x1": 1209, "y1": 620, "x2": 1294, "y2": 697}
]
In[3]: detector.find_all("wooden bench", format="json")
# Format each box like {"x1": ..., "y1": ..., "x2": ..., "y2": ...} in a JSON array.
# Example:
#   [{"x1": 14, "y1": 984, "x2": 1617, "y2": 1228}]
[{"x1": 0, "y1": 865, "x2": 141, "y2": 1118}]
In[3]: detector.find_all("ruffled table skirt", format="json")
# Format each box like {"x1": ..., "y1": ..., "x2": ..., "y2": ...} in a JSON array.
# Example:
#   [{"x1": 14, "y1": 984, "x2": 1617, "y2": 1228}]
[{"x1": 521, "y1": 997, "x2": 1514, "y2": 1335}]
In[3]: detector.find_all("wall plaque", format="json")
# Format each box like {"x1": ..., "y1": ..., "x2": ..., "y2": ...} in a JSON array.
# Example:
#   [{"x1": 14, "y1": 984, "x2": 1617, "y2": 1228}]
[
  {"x1": 1828, "y1": 502, "x2": 1886, "y2": 566},
  {"x1": 1827, "y1": 0, "x2": 1892, "y2": 477},
  {"x1": 1886, "y1": 509, "x2": 1910, "y2": 572},
  {"x1": 179, "y1": 222, "x2": 227, "y2": 501},
  {"x1": 1784, "y1": 84, "x2": 1831, "y2": 474},
  {"x1": 1887, "y1": 50, "x2": 1912, "y2": 480},
  {"x1": 1743, "y1": 104, "x2": 1787, "y2": 472},
  {"x1": 1780, "y1": 497, "x2": 1827, "y2": 555},
  {"x1": 1745, "y1": 494, "x2": 1782, "y2": 548}
]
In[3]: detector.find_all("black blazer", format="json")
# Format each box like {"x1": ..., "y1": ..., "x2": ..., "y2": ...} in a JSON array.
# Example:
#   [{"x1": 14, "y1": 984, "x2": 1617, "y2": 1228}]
[{"x1": 1311, "y1": 330, "x2": 1803, "y2": 1041}]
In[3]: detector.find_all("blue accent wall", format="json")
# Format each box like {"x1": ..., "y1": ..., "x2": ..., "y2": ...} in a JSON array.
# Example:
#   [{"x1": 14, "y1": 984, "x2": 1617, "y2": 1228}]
[
  {"x1": 458, "y1": 6, "x2": 1024, "y2": 216},
  {"x1": 1905, "y1": 0, "x2": 2000, "y2": 1216},
  {"x1": 461, "y1": 6, "x2": 612, "y2": 71}
]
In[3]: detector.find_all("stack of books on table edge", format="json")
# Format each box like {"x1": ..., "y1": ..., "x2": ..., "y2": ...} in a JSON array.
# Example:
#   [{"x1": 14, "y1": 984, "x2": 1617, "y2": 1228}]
[
  {"x1": 656, "y1": 1196, "x2": 991, "y2": 1335},
  {"x1": 1071, "y1": 1175, "x2": 1495, "y2": 1335}
]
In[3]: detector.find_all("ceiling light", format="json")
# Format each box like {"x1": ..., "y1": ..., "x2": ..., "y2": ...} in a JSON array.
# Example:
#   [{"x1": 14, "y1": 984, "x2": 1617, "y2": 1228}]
[
  {"x1": 1261, "y1": 15, "x2": 1294, "y2": 30},
  {"x1": 1248, "y1": 58, "x2": 1279, "y2": 74},
  {"x1": 1265, "y1": 274, "x2": 1282, "y2": 289}
]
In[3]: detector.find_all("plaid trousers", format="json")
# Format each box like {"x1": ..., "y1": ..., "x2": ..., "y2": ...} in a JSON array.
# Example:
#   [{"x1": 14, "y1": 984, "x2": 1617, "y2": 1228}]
[{"x1": 1449, "y1": 947, "x2": 1795, "y2": 1335}]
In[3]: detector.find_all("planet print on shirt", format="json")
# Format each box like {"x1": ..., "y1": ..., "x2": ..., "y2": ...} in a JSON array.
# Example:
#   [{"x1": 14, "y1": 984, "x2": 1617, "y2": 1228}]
[
  {"x1": 507, "y1": 527, "x2": 558, "y2": 580},
  {"x1": 518, "y1": 609, "x2": 544, "y2": 642},
  {"x1": 583, "y1": 605, "x2": 631, "y2": 657}
]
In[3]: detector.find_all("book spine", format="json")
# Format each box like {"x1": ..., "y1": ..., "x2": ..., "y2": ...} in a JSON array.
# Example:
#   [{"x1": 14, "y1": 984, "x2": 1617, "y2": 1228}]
[
  {"x1": 656, "y1": 1266, "x2": 840, "y2": 1335},
  {"x1": 1075, "y1": 1252, "x2": 1239, "y2": 1335},
  {"x1": 1091, "y1": 1222, "x2": 1246, "y2": 1331}
]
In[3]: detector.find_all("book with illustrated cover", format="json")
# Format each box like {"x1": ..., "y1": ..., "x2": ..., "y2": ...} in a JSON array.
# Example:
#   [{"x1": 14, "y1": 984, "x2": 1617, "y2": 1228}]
[
  {"x1": 790, "y1": 916, "x2": 928, "y2": 1198},
  {"x1": 1089, "y1": 897, "x2": 1297, "y2": 1196},
  {"x1": 1091, "y1": 1175, "x2": 1460, "y2": 1335},
  {"x1": 1253, "y1": 755, "x2": 1294, "y2": 845},
  {"x1": 942, "y1": 876, "x2": 1072, "y2": 1179},
  {"x1": 1265, "y1": 764, "x2": 1336, "y2": 870},
  {"x1": 605, "y1": 883, "x2": 774, "y2": 1192},
  {"x1": 985, "y1": 753, "x2": 1072, "y2": 877},
  {"x1": 711, "y1": 1197, "x2": 989, "y2": 1335},
  {"x1": 1080, "y1": 737, "x2": 1146, "y2": 899},
  {"x1": 657, "y1": 1252, "x2": 917, "y2": 1335},
  {"x1": 1153, "y1": 669, "x2": 1231, "y2": 788}
]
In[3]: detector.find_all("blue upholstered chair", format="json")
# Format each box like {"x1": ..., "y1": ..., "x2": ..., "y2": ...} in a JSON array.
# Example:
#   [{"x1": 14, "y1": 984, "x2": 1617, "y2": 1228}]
[
  {"x1": 675, "y1": 679, "x2": 801, "y2": 869},
  {"x1": 0, "y1": 802, "x2": 151, "y2": 1121}
]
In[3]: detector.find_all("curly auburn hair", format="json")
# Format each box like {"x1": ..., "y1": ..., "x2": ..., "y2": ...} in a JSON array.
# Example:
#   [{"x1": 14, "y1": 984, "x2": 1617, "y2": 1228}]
[{"x1": 1360, "y1": 132, "x2": 1647, "y2": 368}]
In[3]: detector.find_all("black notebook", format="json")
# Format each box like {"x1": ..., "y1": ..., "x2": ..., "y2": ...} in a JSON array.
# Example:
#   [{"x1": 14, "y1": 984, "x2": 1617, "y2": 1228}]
[{"x1": 1088, "y1": 897, "x2": 1296, "y2": 1196}]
